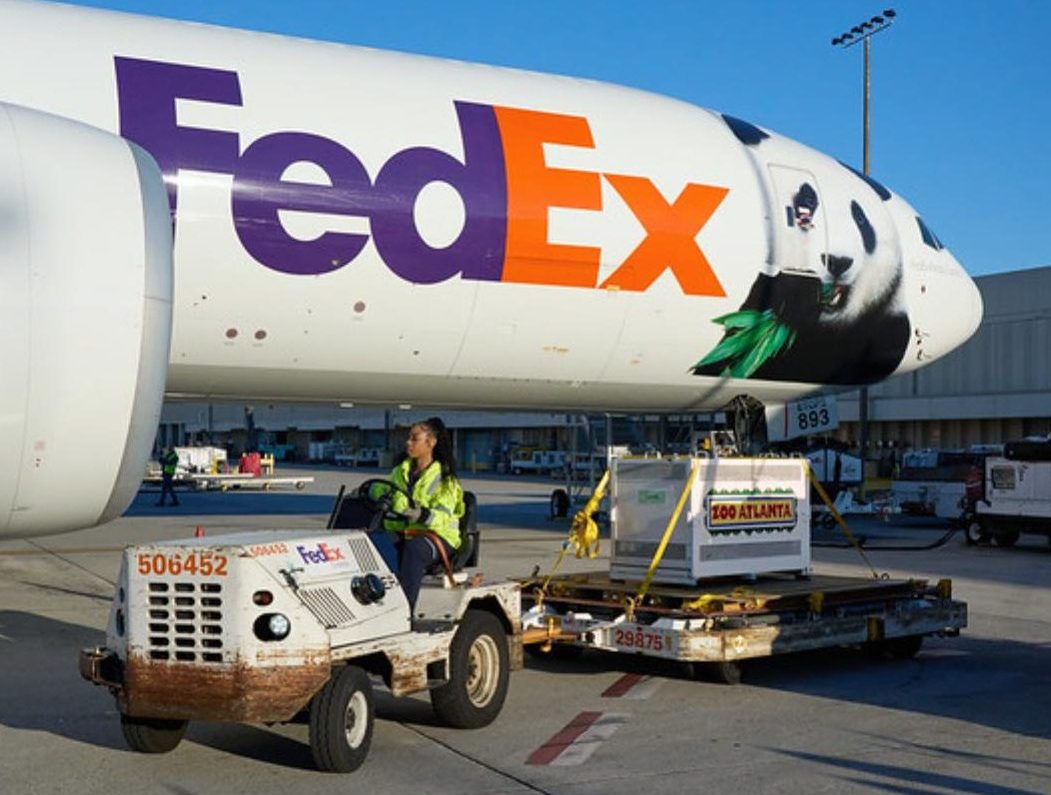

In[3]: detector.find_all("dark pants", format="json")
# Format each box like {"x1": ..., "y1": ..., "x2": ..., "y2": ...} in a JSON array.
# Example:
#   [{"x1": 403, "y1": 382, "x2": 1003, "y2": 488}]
[
  {"x1": 369, "y1": 532, "x2": 454, "y2": 613},
  {"x1": 157, "y1": 473, "x2": 179, "y2": 506}
]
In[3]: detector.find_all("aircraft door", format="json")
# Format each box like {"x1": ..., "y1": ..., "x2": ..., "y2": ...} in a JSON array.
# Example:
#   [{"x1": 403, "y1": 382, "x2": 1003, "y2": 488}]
[{"x1": 766, "y1": 165, "x2": 828, "y2": 279}]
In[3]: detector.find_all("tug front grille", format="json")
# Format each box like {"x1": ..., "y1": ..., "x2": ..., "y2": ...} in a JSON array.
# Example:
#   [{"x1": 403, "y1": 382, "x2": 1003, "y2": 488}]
[{"x1": 145, "y1": 581, "x2": 224, "y2": 663}]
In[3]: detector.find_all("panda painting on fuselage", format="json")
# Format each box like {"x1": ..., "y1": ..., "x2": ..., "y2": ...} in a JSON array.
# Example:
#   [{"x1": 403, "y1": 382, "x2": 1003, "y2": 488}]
[{"x1": 693, "y1": 115, "x2": 910, "y2": 386}]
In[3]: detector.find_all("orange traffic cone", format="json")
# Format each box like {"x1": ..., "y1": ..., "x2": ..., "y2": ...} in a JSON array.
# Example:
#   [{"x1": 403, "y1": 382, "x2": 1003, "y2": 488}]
[{"x1": 194, "y1": 525, "x2": 205, "y2": 538}]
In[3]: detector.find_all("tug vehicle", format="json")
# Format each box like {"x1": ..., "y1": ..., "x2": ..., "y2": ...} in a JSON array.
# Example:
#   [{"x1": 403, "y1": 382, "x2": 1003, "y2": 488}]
[{"x1": 81, "y1": 482, "x2": 519, "y2": 773}]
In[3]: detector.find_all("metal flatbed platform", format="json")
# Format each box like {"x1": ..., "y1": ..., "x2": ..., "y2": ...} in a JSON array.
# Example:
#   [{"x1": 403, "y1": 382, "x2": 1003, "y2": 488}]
[{"x1": 520, "y1": 570, "x2": 967, "y2": 680}]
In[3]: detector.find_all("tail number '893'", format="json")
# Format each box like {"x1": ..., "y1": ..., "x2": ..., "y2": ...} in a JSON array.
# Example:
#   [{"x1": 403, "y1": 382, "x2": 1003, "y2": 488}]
[{"x1": 137, "y1": 552, "x2": 228, "y2": 576}]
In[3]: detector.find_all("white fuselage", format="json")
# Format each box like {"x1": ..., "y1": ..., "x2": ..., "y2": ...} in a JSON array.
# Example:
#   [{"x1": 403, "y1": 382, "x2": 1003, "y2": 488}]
[
  {"x1": 0, "y1": 0, "x2": 986, "y2": 540},
  {"x1": 0, "y1": 0, "x2": 982, "y2": 412}
]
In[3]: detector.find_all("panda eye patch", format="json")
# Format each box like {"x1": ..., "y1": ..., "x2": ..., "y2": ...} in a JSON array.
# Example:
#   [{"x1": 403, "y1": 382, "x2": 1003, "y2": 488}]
[{"x1": 851, "y1": 201, "x2": 876, "y2": 254}]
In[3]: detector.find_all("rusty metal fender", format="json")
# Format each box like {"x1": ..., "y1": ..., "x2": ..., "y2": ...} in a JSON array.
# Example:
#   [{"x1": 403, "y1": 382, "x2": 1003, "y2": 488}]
[{"x1": 118, "y1": 647, "x2": 331, "y2": 723}]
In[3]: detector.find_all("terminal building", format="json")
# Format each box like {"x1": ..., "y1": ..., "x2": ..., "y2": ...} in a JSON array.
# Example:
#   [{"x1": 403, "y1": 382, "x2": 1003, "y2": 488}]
[{"x1": 159, "y1": 266, "x2": 1051, "y2": 467}]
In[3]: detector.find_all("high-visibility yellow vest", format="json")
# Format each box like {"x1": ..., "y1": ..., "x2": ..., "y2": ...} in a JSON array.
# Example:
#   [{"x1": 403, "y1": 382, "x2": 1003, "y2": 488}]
[
  {"x1": 162, "y1": 450, "x2": 179, "y2": 476},
  {"x1": 383, "y1": 459, "x2": 464, "y2": 550}
]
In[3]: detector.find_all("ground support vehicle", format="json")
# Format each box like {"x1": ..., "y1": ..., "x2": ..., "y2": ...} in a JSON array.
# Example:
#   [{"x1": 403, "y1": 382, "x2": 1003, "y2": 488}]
[
  {"x1": 510, "y1": 449, "x2": 547, "y2": 475},
  {"x1": 183, "y1": 473, "x2": 315, "y2": 491},
  {"x1": 811, "y1": 489, "x2": 900, "y2": 529},
  {"x1": 80, "y1": 489, "x2": 520, "y2": 773},
  {"x1": 521, "y1": 572, "x2": 966, "y2": 683},
  {"x1": 969, "y1": 450, "x2": 1051, "y2": 547},
  {"x1": 892, "y1": 448, "x2": 989, "y2": 524},
  {"x1": 892, "y1": 479, "x2": 968, "y2": 521}
]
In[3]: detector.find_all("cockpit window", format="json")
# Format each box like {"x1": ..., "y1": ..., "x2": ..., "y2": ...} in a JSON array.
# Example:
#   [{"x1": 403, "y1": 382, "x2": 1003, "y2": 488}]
[{"x1": 916, "y1": 216, "x2": 944, "y2": 251}]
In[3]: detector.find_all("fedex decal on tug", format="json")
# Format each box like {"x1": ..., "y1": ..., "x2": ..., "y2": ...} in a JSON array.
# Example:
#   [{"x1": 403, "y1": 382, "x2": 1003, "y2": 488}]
[{"x1": 0, "y1": 0, "x2": 982, "y2": 538}]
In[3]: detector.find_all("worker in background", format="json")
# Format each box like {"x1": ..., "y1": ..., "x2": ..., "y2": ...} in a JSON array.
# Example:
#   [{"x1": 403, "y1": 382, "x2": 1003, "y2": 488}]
[
  {"x1": 381, "y1": 417, "x2": 464, "y2": 613},
  {"x1": 157, "y1": 447, "x2": 180, "y2": 507}
]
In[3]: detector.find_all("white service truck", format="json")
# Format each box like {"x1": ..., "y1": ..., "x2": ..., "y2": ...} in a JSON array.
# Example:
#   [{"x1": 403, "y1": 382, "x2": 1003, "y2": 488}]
[
  {"x1": 969, "y1": 442, "x2": 1051, "y2": 547},
  {"x1": 80, "y1": 483, "x2": 520, "y2": 773}
]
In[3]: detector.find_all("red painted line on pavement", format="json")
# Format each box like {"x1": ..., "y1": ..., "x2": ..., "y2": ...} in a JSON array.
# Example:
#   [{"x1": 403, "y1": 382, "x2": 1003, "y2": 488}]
[
  {"x1": 602, "y1": 672, "x2": 646, "y2": 698},
  {"x1": 526, "y1": 711, "x2": 603, "y2": 766}
]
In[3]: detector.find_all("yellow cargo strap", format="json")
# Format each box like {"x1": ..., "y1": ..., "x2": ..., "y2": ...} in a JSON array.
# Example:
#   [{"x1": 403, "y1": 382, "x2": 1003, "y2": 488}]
[
  {"x1": 626, "y1": 460, "x2": 699, "y2": 622},
  {"x1": 535, "y1": 470, "x2": 611, "y2": 608},
  {"x1": 681, "y1": 587, "x2": 766, "y2": 614},
  {"x1": 805, "y1": 461, "x2": 880, "y2": 579},
  {"x1": 568, "y1": 469, "x2": 609, "y2": 561}
]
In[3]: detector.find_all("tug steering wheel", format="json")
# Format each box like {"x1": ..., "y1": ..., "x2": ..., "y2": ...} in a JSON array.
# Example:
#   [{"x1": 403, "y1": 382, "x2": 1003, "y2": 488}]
[{"x1": 355, "y1": 478, "x2": 417, "y2": 522}]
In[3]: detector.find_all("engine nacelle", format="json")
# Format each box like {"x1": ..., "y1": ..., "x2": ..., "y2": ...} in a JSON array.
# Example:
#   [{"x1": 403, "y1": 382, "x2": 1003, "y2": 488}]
[{"x1": 0, "y1": 103, "x2": 173, "y2": 538}]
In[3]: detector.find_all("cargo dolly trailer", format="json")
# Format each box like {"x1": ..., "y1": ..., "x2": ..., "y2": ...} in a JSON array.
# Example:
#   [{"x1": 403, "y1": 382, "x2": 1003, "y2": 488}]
[{"x1": 522, "y1": 457, "x2": 967, "y2": 683}]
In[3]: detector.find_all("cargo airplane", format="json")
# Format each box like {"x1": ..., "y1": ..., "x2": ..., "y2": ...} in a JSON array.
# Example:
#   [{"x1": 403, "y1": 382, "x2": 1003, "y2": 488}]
[{"x1": 0, "y1": 0, "x2": 982, "y2": 537}]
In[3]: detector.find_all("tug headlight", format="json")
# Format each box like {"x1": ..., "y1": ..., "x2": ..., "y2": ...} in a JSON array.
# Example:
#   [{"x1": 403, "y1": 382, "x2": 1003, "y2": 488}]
[
  {"x1": 352, "y1": 573, "x2": 386, "y2": 604},
  {"x1": 253, "y1": 612, "x2": 291, "y2": 641}
]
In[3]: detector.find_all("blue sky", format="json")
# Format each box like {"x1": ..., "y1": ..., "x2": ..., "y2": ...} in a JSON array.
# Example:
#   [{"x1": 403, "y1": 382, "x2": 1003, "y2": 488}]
[{"x1": 62, "y1": 0, "x2": 1050, "y2": 276}]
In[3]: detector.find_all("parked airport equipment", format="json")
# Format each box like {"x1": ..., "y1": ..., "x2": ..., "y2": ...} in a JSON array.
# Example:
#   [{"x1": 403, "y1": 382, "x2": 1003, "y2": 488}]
[
  {"x1": 969, "y1": 440, "x2": 1051, "y2": 546},
  {"x1": 523, "y1": 457, "x2": 967, "y2": 683},
  {"x1": 173, "y1": 446, "x2": 227, "y2": 474},
  {"x1": 892, "y1": 448, "x2": 989, "y2": 523},
  {"x1": 803, "y1": 447, "x2": 863, "y2": 492},
  {"x1": 510, "y1": 450, "x2": 547, "y2": 475},
  {"x1": 80, "y1": 483, "x2": 519, "y2": 773}
]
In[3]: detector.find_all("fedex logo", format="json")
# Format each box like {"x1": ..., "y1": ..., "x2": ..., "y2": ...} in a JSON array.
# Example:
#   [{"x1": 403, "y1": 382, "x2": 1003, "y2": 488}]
[
  {"x1": 296, "y1": 542, "x2": 345, "y2": 565},
  {"x1": 115, "y1": 57, "x2": 727, "y2": 295}
]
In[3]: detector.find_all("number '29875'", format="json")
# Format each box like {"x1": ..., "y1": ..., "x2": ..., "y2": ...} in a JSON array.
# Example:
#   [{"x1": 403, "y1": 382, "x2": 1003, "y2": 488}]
[{"x1": 613, "y1": 627, "x2": 665, "y2": 652}]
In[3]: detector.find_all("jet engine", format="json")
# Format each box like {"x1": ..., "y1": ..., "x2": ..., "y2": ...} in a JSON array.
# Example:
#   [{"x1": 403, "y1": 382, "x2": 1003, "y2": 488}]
[{"x1": 0, "y1": 103, "x2": 173, "y2": 538}]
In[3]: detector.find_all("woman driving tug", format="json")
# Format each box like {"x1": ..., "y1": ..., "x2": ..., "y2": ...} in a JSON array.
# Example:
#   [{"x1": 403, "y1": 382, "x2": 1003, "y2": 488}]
[{"x1": 381, "y1": 417, "x2": 464, "y2": 612}]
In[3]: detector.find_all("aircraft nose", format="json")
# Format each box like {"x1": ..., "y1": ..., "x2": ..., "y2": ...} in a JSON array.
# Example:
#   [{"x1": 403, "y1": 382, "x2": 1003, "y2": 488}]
[{"x1": 908, "y1": 251, "x2": 983, "y2": 368}]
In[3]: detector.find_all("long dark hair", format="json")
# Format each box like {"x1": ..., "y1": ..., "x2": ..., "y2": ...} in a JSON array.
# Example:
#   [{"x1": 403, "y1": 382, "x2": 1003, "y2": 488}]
[{"x1": 419, "y1": 416, "x2": 458, "y2": 479}]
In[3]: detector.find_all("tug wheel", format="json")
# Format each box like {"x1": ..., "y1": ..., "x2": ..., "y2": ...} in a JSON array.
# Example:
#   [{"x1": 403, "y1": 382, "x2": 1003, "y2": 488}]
[
  {"x1": 431, "y1": 609, "x2": 510, "y2": 729},
  {"x1": 120, "y1": 714, "x2": 188, "y2": 754},
  {"x1": 309, "y1": 665, "x2": 374, "y2": 773}
]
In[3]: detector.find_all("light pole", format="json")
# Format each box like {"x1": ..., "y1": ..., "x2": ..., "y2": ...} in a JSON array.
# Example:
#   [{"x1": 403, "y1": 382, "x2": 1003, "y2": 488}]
[{"x1": 832, "y1": 8, "x2": 896, "y2": 486}]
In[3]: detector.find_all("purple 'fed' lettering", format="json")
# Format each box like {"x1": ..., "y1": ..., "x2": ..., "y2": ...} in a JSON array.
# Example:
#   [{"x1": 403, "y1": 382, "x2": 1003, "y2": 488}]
[
  {"x1": 114, "y1": 56, "x2": 508, "y2": 280},
  {"x1": 370, "y1": 101, "x2": 506, "y2": 284},
  {"x1": 115, "y1": 57, "x2": 242, "y2": 218},
  {"x1": 232, "y1": 132, "x2": 373, "y2": 275}
]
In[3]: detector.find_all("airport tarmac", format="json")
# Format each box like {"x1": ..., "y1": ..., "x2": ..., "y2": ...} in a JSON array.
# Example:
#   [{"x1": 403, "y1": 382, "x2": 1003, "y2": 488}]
[{"x1": 1, "y1": 466, "x2": 1049, "y2": 795}]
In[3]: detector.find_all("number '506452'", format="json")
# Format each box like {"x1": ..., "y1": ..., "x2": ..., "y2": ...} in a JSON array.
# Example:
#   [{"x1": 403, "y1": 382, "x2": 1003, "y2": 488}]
[{"x1": 137, "y1": 552, "x2": 228, "y2": 577}]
